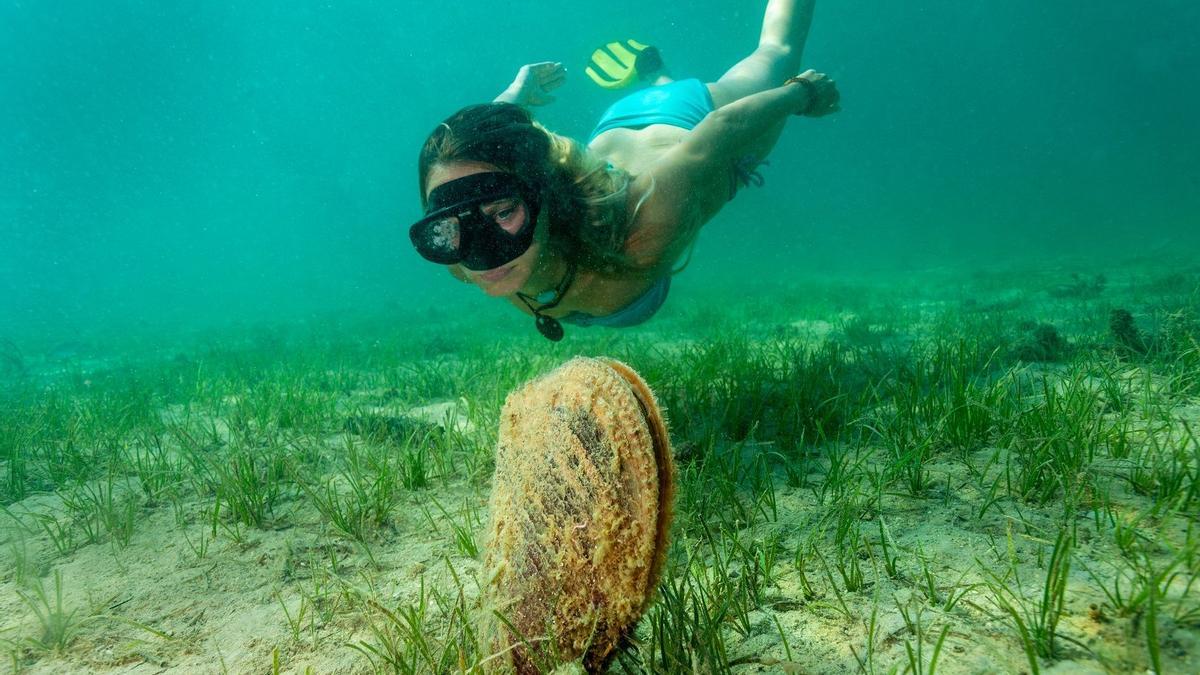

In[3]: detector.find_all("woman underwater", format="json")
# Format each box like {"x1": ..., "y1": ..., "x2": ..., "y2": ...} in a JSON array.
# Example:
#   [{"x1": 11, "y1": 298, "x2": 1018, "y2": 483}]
[{"x1": 409, "y1": 0, "x2": 840, "y2": 340}]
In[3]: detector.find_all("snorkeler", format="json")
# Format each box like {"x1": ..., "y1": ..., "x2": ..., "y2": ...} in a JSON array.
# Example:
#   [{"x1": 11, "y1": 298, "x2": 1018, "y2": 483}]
[{"x1": 409, "y1": 0, "x2": 840, "y2": 341}]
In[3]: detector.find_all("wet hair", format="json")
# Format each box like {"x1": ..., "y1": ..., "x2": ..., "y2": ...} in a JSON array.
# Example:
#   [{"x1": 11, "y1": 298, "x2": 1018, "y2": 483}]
[{"x1": 418, "y1": 103, "x2": 642, "y2": 274}]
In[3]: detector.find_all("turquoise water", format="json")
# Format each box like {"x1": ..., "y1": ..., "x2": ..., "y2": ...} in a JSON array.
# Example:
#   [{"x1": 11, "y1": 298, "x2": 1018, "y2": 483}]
[
  {"x1": 3, "y1": 1, "x2": 1198, "y2": 339},
  {"x1": 3, "y1": 5, "x2": 1200, "y2": 671}
]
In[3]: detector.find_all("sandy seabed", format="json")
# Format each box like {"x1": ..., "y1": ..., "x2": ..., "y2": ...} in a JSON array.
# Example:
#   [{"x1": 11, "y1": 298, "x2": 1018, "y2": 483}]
[{"x1": 2, "y1": 261, "x2": 1199, "y2": 674}]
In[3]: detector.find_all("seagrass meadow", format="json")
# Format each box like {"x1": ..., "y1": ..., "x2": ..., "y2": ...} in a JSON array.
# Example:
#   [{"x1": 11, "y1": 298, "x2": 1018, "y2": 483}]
[
  {"x1": 1, "y1": 261, "x2": 1198, "y2": 673},
  {"x1": 6, "y1": 0, "x2": 1200, "y2": 673}
]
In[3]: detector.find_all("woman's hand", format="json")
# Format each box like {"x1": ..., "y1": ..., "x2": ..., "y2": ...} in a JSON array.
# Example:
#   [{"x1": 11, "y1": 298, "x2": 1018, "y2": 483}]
[
  {"x1": 495, "y1": 62, "x2": 567, "y2": 107},
  {"x1": 787, "y1": 69, "x2": 840, "y2": 117}
]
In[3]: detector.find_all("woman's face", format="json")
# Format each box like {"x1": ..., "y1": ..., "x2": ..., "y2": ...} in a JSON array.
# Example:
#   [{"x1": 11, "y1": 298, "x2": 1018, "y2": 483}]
[{"x1": 424, "y1": 160, "x2": 542, "y2": 298}]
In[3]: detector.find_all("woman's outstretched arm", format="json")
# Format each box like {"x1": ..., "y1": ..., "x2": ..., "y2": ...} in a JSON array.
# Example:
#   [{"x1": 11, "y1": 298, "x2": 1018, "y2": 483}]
[
  {"x1": 623, "y1": 71, "x2": 839, "y2": 270},
  {"x1": 690, "y1": 71, "x2": 838, "y2": 166},
  {"x1": 644, "y1": 71, "x2": 838, "y2": 220}
]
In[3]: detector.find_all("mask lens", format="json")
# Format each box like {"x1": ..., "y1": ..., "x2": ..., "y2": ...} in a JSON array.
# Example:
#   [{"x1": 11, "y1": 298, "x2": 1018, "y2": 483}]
[
  {"x1": 411, "y1": 172, "x2": 542, "y2": 268},
  {"x1": 485, "y1": 198, "x2": 526, "y2": 234},
  {"x1": 410, "y1": 213, "x2": 463, "y2": 264}
]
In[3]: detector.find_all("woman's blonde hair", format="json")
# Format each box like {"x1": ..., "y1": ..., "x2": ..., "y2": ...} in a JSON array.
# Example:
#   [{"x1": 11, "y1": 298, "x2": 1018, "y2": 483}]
[{"x1": 418, "y1": 103, "x2": 643, "y2": 274}]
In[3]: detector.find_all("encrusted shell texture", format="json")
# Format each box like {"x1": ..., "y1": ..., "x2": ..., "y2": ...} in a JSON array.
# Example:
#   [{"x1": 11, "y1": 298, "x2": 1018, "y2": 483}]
[{"x1": 481, "y1": 357, "x2": 674, "y2": 673}]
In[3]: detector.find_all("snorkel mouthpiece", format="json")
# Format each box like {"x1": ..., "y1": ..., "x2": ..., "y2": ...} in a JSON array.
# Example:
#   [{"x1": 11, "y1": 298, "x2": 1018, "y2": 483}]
[{"x1": 412, "y1": 172, "x2": 540, "y2": 271}]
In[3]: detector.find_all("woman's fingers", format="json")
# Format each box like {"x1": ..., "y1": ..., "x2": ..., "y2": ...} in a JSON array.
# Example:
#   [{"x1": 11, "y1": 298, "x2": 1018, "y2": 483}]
[
  {"x1": 531, "y1": 62, "x2": 564, "y2": 77},
  {"x1": 813, "y1": 73, "x2": 839, "y2": 115},
  {"x1": 536, "y1": 62, "x2": 567, "y2": 90},
  {"x1": 521, "y1": 62, "x2": 566, "y2": 93}
]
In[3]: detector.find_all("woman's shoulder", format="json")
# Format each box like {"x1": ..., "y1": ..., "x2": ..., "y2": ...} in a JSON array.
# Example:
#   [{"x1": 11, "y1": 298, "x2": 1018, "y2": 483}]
[
  {"x1": 588, "y1": 124, "x2": 689, "y2": 178},
  {"x1": 619, "y1": 169, "x2": 702, "y2": 273}
]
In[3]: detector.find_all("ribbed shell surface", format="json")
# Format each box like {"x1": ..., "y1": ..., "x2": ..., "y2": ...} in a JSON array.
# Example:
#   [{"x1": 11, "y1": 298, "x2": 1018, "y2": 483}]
[{"x1": 482, "y1": 357, "x2": 673, "y2": 673}]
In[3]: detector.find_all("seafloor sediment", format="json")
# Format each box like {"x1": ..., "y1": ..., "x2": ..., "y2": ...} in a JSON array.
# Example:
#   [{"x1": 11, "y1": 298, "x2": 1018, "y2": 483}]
[{"x1": 1, "y1": 261, "x2": 1198, "y2": 673}]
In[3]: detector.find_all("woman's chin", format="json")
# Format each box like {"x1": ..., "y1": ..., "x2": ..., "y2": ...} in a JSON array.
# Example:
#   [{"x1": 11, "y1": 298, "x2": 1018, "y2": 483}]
[
  {"x1": 476, "y1": 268, "x2": 528, "y2": 297},
  {"x1": 480, "y1": 282, "x2": 511, "y2": 298}
]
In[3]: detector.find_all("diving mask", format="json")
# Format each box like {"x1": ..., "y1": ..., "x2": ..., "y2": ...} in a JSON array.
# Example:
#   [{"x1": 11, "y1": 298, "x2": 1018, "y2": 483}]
[{"x1": 410, "y1": 172, "x2": 540, "y2": 271}]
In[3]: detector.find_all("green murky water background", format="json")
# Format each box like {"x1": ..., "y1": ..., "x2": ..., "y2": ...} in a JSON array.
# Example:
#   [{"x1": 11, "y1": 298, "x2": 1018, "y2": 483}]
[{"x1": 3, "y1": 1, "x2": 1198, "y2": 341}]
